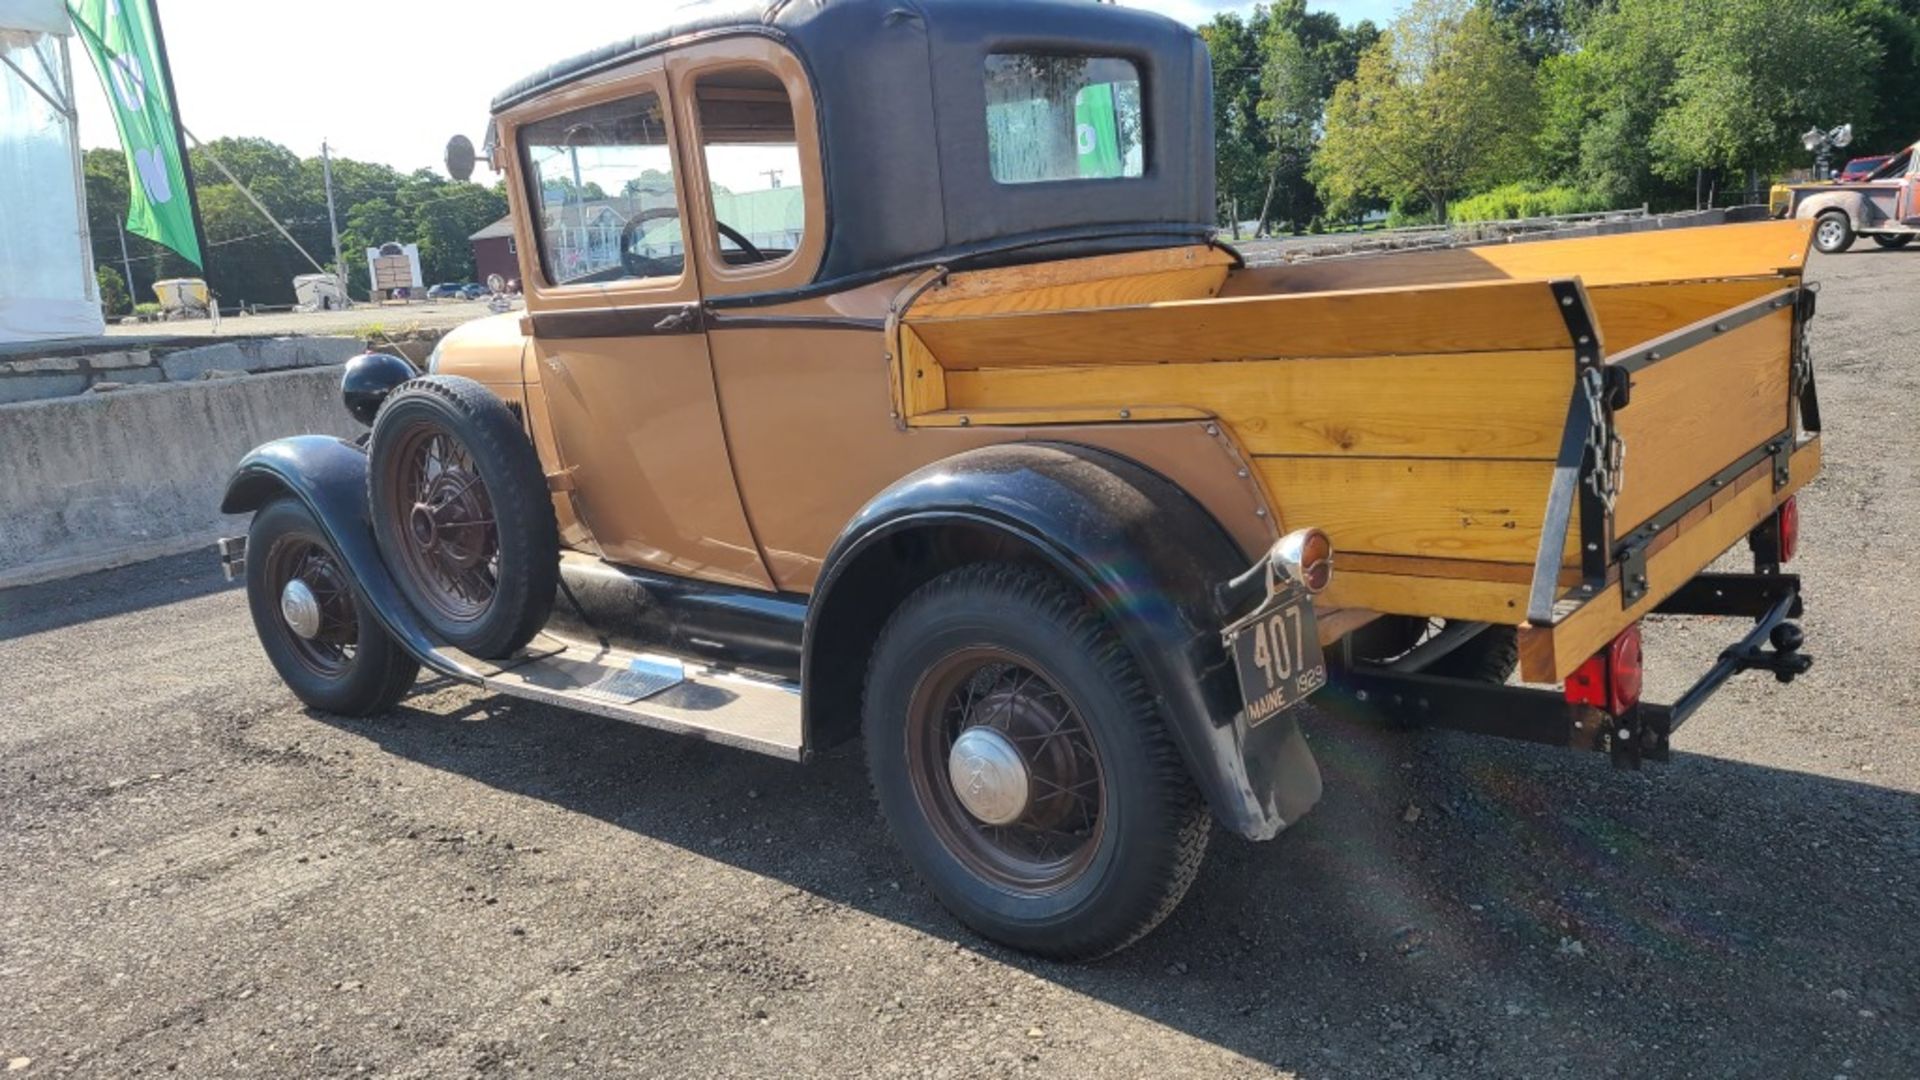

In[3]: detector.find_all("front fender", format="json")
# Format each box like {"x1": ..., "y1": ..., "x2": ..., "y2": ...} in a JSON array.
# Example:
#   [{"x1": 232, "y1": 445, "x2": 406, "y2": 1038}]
[
  {"x1": 222, "y1": 435, "x2": 460, "y2": 674},
  {"x1": 805, "y1": 443, "x2": 1322, "y2": 841}
]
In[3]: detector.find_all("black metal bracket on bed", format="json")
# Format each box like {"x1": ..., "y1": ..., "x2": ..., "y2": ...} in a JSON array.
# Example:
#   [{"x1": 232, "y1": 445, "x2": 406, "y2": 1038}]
[{"x1": 1524, "y1": 282, "x2": 1815, "y2": 627}]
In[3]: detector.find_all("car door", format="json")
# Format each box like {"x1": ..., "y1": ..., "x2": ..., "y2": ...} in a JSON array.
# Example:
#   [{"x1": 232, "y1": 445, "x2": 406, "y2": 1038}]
[{"x1": 504, "y1": 63, "x2": 774, "y2": 590}]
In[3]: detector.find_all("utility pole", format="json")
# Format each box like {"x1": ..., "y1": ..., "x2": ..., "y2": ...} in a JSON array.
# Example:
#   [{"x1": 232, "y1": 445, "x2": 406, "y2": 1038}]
[
  {"x1": 117, "y1": 219, "x2": 137, "y2": 304},
  {"x1": 321, "y1": 139, "x2": 347, "y2": 304}
]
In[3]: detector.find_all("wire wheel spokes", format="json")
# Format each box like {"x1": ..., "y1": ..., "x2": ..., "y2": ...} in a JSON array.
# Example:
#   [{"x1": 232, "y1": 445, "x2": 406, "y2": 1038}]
[
  {"x1": 386, "y1": 422, "x2": 500, "y2": 623},
  {"x1": 268, "y1": 537, "x2": 358, "y2": 677},
  {"x1": 908, "y1": 649, "x2": 1108, "y2": 895}
]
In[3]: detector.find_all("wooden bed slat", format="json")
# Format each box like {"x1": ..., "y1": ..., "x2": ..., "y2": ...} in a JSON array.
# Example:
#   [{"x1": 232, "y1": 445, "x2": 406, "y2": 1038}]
[
  {"x1": 944, "y1": 349, "x2": 1572, "y2": 458},
  {"x1": 1256, "y1": 457, "x2": 1572, "y2": 565},
  {"x1": 909, "y1": 279, "x2": 1574, "y2": 369}
]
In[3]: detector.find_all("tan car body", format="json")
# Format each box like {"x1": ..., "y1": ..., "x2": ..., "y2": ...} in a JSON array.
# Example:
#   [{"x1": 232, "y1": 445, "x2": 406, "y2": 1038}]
[{"x1": 434, "y1": 32, "x2": 1818, "y2": 685}]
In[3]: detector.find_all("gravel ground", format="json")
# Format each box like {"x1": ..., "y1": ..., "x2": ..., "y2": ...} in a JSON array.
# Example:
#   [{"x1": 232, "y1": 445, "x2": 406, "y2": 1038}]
[{"x1": 2, "y1": 251, "x2": 1916, "y2": 1079}]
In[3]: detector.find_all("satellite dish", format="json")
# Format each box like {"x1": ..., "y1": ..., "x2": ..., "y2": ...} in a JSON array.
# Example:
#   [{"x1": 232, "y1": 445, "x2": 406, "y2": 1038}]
[
  {"x1": 446, "y1": 135, "x2": 477, "y2": 182},
  {"x1": 1832, "y1": 124, "x2": 1854, "y2": 149}
]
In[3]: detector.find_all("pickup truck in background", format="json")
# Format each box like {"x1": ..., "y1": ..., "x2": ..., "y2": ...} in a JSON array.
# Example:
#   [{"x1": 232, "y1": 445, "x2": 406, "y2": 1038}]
[{"x1": 1773, "y1": 138, "x2": 1920, "y2": 252}]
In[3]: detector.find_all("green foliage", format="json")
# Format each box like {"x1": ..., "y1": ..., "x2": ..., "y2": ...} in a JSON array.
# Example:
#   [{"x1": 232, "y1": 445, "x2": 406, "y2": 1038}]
[
  {"x1": 1202, "y1": 3, "x2": 1378, "y2": 233},
  {"x1": 133, "y1": 302, "x2": 160, "y2": 318},
  {"x1": 1648, "y1": 0, "x2": 1879, "y2": 183},
  {"x1": 96, "y1": 266, "x2": 131, "y2": 317},
  {"x1": 1314, "y1": 0, "x2": 1540, "y2": 222},
  {"x1": 1448, "y1": 182, "x2": 1611, "y2": 222}
]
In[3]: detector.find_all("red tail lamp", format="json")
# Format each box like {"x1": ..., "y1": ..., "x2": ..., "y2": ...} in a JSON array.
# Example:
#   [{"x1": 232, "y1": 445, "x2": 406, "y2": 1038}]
[
  {"x1": 1776, "y1": 496, "x2": 1800, "y2": 565},
  {"x1": 1564, "y1": 623, "x2": 1644, "y2": 715}
]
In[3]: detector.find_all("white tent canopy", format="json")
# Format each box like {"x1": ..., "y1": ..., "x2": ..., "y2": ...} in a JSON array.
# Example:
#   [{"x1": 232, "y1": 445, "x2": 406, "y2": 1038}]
[
  {"x1": 0, "y1": 0, "x2": 70, "y2": 35},
  {"x1": 1, "y1": 0, "x2": 104, "y2": 344}
]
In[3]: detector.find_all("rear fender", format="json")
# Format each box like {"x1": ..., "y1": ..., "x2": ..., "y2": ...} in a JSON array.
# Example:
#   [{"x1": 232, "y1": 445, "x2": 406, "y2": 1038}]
[
  {"x1": 1794, "y1": 189, "x2": 1880, "y2": 227},
  {"x1": 222, "y1": 435, "x2": 457, "y2": 673},
  {"x1": 805, "y1": 443, "x2": 1323, "y2": 841}
]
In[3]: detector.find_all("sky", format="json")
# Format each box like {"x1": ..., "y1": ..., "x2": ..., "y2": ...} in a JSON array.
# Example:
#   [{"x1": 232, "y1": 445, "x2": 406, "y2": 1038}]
[{"x1": 69, "y1": 0, "x2": 1401, "y2": 178}]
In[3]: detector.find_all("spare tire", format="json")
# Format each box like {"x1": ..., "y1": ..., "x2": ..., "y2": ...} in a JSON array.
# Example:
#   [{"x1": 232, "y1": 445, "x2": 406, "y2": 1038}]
[{"x1": 368, "y1": 375, "x2": 557, "y2": 659}]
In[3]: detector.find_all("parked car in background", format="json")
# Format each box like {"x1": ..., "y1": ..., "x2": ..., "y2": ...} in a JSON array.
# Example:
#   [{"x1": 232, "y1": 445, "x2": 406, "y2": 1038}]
[
  {"x1": 1773, "y1": 139, "x2": 1920, "y2": 252},
  {"x1": 426, "y1": 283, "x2": 465, "y2": 299},
  {"x1": 1837, "y1": 155, "x2": 1892, "y2": 182},
  {"x1": 458, "y1": 283, "x2": 488, "y2": 300}
]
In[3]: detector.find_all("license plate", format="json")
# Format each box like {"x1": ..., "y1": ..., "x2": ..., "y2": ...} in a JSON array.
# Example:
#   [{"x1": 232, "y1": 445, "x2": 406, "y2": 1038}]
[{"x1": 1225, "y1": 590, "x2": 1328, "y2": 727}]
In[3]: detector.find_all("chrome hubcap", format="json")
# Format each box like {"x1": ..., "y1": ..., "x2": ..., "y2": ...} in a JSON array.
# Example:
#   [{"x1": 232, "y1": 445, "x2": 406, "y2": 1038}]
[
  {"x1": 947, "y1": 726, "x2": 1031, "y2": 826},
  {"x1": 1819, "y1": 221, "x2": 1843, "y2": 247},
  {"x1": 280, "y1": 578, "x2": 323, "y2": 640}
]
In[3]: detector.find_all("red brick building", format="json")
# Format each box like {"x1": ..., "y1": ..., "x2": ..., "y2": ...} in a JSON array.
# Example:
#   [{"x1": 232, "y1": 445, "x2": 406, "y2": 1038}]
[{"x1": 470, "y1": 217, "x2": 519, "y2": 288}]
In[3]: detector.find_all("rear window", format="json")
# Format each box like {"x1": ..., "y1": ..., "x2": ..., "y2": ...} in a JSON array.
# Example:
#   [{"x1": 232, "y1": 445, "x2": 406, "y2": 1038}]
[{"x1": 984, "y1": 54, "x2": 1144, "y2": 185}]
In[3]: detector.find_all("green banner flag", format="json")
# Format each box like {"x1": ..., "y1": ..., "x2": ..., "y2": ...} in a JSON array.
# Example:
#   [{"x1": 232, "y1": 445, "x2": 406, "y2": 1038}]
[
  {"x1": 68, "y1": 0, "x2": 202, "y2": 267},
  {"x1": 1074, "y1": 83, "x2": 1123, "y2": 180}
]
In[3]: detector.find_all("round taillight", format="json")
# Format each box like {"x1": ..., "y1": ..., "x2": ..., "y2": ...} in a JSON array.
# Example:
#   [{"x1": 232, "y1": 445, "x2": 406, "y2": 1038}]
[
  {"x1": 1777, "y1": 496, "x2": 1800, "y2": 565},
  {"x1": 1608, "y1": 623, "x2": 1644, "y2": 711},
  {"x1": 1274, "y1": 528, "x2": 1335, "y2": 594}
]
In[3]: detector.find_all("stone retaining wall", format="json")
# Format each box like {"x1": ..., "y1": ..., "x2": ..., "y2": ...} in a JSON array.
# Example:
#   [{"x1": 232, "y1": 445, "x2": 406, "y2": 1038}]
[{"x1": 0, "y1": 336, "x2": 363, "y2": 406}]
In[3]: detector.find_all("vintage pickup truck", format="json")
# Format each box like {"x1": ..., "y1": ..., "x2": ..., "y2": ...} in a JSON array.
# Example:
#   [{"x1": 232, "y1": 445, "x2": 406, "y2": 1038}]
[
  {"x1": 218, "y1": 0, "x2": 1822, "y2": 959},
  {"x1": 1772, "y1": 138, "x2": 1920, "y2": 253}
]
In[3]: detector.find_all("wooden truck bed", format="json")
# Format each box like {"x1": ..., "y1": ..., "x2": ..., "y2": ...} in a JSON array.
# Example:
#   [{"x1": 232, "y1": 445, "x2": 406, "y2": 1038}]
[{"x1": 895, "y1": 220, "x2": 1822, "y2": 683}]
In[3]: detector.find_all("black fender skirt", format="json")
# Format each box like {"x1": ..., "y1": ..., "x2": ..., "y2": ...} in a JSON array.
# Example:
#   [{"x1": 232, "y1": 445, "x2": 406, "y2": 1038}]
[{"x1": 808, "y1": 443, "x2": 1323, "y2": 841}]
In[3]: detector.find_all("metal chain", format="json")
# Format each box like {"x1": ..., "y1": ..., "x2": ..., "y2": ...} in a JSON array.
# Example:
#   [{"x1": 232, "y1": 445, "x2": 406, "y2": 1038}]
[
  {"x1": 1791, "y1": 319, "x2": 1813, "y2": 406},
  {"x1": 1580, "y1": 367, "x2": 1626, "y2": 512}
]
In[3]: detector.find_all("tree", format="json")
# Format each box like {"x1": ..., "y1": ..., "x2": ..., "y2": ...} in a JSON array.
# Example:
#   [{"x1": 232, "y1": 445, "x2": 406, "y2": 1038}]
[
  {"x1": 1314, "y1": 0, "x2": 1539, "y2": 222},
  {"x1": 96, "y1": 266, "x2": 131, "y2": 317},
  {"x1": 1649, "y1": 0, "x2": 1879, "y2": 196},
  {"x1": 1482, "y1": 0, "x2": 1600, "y2": 63},
  {"x1": 1199, "y1": 9, "x2": 1274, "y2": 231}
]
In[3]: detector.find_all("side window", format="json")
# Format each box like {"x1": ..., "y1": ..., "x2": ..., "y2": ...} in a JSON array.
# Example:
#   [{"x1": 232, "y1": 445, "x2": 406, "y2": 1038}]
[
  {"x1": 694, "y1": 68, "x2": 805, "y2": 266},
  {"x1": 985, "y1": 54, "x2": 1145, "y2": 185},
  {"x1": 521, "y1": 92, "x2": 681, "y2": 287}
]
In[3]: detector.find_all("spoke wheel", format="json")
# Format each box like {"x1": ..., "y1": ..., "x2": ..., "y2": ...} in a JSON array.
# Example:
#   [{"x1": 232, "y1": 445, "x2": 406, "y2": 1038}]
[
  {"x1": 367, "y1": 376, "x2": 557, "y2": 660},
  {"x1": 906, "y1": 649, "x2": 1107, "y2": 896},
  {"x1": 262, "y1": 533, "x2": 360, "y2": 679},
  {"x1": 380, "y1": 421, "x2": 500, "y2": 626},
  {"x1": 244, "y1": 499, "x2": 420, "y2": 717},
  {"x1": 864, "y1": 564, "x2": 1211, "y2": 960}
]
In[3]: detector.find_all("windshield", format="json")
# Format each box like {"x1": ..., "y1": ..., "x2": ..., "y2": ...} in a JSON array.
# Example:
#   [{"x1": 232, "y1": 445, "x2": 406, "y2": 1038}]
[{"x1": 1868, "y1": 150, "x2": 1912, "y2": 181}]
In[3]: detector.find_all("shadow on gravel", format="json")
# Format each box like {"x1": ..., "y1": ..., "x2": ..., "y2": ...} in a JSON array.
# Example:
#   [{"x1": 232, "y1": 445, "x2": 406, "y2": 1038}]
[
  {"x1": 0, "y1": 549, "x2": 236, "y2": 644},
  {"x1": 315, "y1": 689, "x2": 1920, "y2": 1076}
]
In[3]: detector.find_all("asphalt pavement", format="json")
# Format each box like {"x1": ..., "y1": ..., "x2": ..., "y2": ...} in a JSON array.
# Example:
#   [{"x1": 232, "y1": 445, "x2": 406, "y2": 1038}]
[{"x1": 1, "y1": 250, "x2": 1915, "y2": 1079}]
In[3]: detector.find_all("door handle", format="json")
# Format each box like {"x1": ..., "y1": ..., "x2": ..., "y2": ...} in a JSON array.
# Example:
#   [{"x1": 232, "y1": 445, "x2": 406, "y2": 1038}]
[{"x1": 652, "y1": 308, "x2": 701, "y2": 334}]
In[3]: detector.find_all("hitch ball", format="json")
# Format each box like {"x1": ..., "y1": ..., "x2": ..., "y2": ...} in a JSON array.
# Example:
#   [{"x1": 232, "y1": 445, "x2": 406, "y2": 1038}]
[{"x1": 1770, "y1": 622, "x2": 1805, "y2": 655}]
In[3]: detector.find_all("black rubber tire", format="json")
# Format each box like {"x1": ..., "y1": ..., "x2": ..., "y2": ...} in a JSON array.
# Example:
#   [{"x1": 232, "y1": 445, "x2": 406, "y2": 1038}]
[
  {"x1": 368, "y1": 375, "x2": 557, "y2": 659},
  {"x1": 862, "y1": 564, "x2": 1211, "y2": 961},
  {"x1": 1424, "y1": 625, "x2": 1520, "y2": 684},
  {"x1": 1871, "y1": 234, "x2": 1913, "y2": 250},
  {"x1": 246, "y1": 498, "x2": 419, "y2": 716},
  {"x1": 1814, "y1": 211, "x2": 1855, "y2": 254}
]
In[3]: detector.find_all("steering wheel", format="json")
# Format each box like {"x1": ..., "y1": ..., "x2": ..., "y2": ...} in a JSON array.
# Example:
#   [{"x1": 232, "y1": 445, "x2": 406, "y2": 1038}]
[{"x1": 620, "y1": 206, "x2": 765, "y2": 278}]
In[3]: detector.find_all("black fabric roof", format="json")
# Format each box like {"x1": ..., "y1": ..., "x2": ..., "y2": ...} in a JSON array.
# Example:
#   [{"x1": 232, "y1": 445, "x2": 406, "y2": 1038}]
[{"x1": 493, "y1": 0, "x2": 1217, "y2": 290}]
